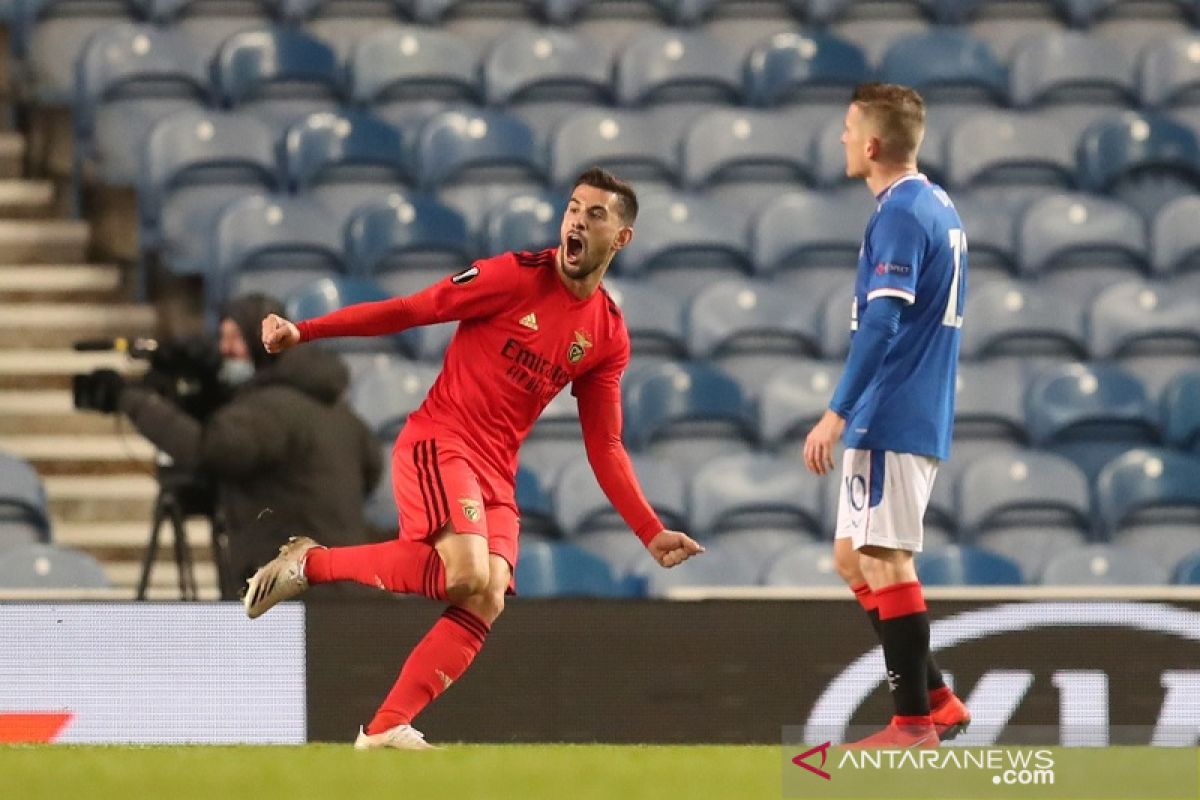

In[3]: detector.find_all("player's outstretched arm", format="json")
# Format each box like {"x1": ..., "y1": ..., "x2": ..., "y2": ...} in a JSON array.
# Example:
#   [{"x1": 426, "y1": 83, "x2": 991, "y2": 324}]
[
  {"x1": 646, "y1": 529, "x2": 705, "y2": 569},
  {"x1": 261, "y1": 313, "x2": 301, "y2": 354}
]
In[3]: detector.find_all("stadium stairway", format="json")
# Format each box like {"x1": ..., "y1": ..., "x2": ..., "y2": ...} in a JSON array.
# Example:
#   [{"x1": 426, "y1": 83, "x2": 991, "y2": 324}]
[{"x1": 0, "y1": 127, "x2": 219, "y2": 598}]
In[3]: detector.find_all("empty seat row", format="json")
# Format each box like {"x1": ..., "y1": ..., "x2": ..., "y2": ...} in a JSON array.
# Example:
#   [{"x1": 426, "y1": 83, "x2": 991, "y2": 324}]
[{"x1": 0, "y1": 451, "x2": 52, "y2": 553}]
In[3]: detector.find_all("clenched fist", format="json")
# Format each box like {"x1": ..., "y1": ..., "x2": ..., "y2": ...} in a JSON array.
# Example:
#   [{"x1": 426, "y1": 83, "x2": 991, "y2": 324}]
[
  {"x1": 261, "y1": 313, "x2": 301, "y2": 354},
  {"x1": 647, "y1": 529, "x2": 705, "y2": 569}
]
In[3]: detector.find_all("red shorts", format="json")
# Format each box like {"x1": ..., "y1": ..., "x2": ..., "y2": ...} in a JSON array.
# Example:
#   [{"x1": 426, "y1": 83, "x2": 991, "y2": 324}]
[{"x1": 392, "y1": 425, "x2": 520, "y2": 574}]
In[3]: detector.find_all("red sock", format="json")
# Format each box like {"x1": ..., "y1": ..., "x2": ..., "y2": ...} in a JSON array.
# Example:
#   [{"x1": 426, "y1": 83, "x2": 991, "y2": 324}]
[
  {"x1": 304, "y1": 540, "x2": 446, "y2": 600},
  {"x1": 850, "y1": 581, "x2": 877, "y2": 613},
  {"x1": 367, "y1": 606, "x2": 490, "y2": 734}
]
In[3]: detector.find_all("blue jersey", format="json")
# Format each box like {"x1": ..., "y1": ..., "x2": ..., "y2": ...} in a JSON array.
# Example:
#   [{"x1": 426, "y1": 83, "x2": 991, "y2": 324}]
[{"x1": 842, "y1": 174, "x2": 966, "y2": 460}]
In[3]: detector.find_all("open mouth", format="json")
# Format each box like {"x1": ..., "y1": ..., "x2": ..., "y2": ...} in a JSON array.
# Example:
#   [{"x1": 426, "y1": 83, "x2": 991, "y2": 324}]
[{"x1": 564, "y1": 233, "x2": 585, "y2": 265}]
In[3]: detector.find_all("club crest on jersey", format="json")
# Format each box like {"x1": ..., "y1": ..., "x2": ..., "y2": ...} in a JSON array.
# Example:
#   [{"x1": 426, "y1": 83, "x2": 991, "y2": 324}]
[
  {"x1": 451, "y1": 265, "x2": 480, "y2": 285},
  {"x1": 568, "y1": 330, "x2": 593, "y2": 364},
  {"x1": 458, "y1": 497, "x2": 482, "y2": 523}
]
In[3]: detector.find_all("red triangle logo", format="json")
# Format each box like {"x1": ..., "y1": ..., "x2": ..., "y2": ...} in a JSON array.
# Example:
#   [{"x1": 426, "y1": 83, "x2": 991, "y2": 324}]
[{"x1": 792, "y1": 741, "x2": 833, "y2": 780}]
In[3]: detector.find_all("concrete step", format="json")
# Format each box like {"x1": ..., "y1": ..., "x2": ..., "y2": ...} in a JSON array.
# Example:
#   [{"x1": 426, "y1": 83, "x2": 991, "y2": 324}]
[
  {"x1": 0, "y1": 263, "x2": 124, "y2": 302},
  {"x1": 0, "y1": 302, "x2": 155, "y2": 348},
  {"x1": 0, "y1": 219, "x2": 89, "y2": 263},
  {"x1": 0, "y1": 434, "x2": 155, "y2": 475},
  {"x1": 44, "y1": 474, "x2": 157, "y2": 523},
  {"x1": 0, "y1": 180, "x2": 55, "y2": 218},
  {"x1": 0, "y1": 390, "x2": 120, "y2": 434},
  {"x1": 0, "y1": 133, "x2": 25, "y2": 180},
  {"x1": 55, "y1": 519, "x2": 212, "y2": 551},
  {"x1": 0, "y1": 349, "x2": 144, "y2": 390},
  {"x1": 104, "y1": 559, "x2": 220, "y2": 598}
]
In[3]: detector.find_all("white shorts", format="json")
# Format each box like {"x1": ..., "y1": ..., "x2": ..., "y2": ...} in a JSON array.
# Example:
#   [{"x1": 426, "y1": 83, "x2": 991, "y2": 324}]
[{"x1": 834, "y1": 448, "x2": 939, "y2": 553}]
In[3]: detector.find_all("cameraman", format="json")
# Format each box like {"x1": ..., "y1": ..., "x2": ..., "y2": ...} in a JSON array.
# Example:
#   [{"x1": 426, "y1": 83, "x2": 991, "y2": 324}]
[{"x1": 116, "y1": 293, "x2": 382, "y2": 598}]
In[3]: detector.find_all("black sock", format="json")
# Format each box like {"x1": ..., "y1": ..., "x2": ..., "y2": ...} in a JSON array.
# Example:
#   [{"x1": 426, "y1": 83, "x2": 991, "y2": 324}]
[
  {"x1": 867, "y1": 607, "x2": 945, "y2": 694},
  {"x1": 879, "y1": 610, "x2": 932, "y2": 717}
]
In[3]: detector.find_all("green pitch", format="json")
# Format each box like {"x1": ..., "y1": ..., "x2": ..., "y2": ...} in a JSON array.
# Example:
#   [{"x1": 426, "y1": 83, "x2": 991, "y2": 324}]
[{"x1": 0, "y1": 744, "x2": 780, "y2": 800}]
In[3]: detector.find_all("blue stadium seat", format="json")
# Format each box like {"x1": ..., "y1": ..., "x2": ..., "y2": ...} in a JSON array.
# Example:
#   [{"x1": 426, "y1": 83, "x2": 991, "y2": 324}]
[
  {"x1": 918, "y1": 545, "x2": 1024, "y2": 586},
  {"x1": 622, "y1": 361, "x2": 754, "y2": 465},
  {"x1": 689, "y1": 453, "x2": 823, "y2": 538},
  {"x1": 73, "y1": 24, "x2": 209, "y2": 190},
  {"x1": 344, "y1": 194, "x2": 473, "y2": 276},
  {"x1": 751, "y1": 190, "x2": 875, "y2": 278},
  {"x1": 0, "y1": 543, "x2": 110, "y2": 589},
  {"x1": 1040, "y1": 544, "x2": 1170, "y2": 585},
  {"x1": 573, "y1": 530, "x2": 655, "y2": 580},
  {"x1": 284, "y1": 275, "x2": 401, "y2": 354},
  {"x1": 954, "y1": 360, "x2": 1030, "y2": 446},
  {"x1": 763, "y1": 542, "x2": 845, "y2": 587},
  {"x1": 348, "y1": 27, "x2": 479, "y2": 107},
  {"x1": 603, "y1": 277, "x2": 687, "y2": 358},
  {"x1": 686, "y1": 278, "x2": 820, "y2": 359},
  {"x1": 1077, "y1": 112, "x2": 1200, "y2": 217},
  {"x1": 615, "y1": 194, "x2": 751, "y2": 291},
  {"x1": 879, "y1": 30, "x2": 1007, "y2": 104},
  {"x1": 818, "y1": 286, "x2": 854, "y2": 360},
  {"x1": 680, "y1": 108, "x2": 814, "y2": 193},
  {"x1": 950, "y1": 194, "x2": 1019, "y2": 282},
  {"x1": 643, "y1": 544, "x2": 760, "y2": 595},
  {"x1": 1174, "y1": 549, "x2": 1200, "y2": 584},
  {"x1": 212, "y1": 28, "x2": 342, "y2": 132},
  {"x1": 744, "y1": 31, "x2": 870, "y2": 107},
  {"x1": 961, "y1": 280, "x2": 1088, "y2": 360},
  {"x1": 758, "y1": 360, "x2": 843, "y2": 451},
  {"x1": 712, "y1": 529, "x2": 815, "y2": 583},
  {"x1": 944, "y1": 112, "x2": 1075, "y2": 192},
  {"x1": 481, "y1": 191, "x2": 564, "y2": 254},
  {"x1": 1097, "y1": 448, "x2": 1200, "y2": 569},
  {"x1": 415, "y1": 108, "x2": 543, "y2": 191},
  {"x1": 139, "y1": 110, "x2": 278, "y2": 281},
  {"x1": 1017, "y1": 193, "x2": 1149, "y2": 297},
  {"x1": 1141, "y1": 35, "x2": 1200, "y2": 109},
  {"x1": 145, "y1": 0, "x2": 274, "y2": 59},
  {"x1": 553, "y1": 454, "x2": 686, "y2": 537},
  {"x1": 515, "y1": 541, "x2": 636, "y2": 597},
  {"x1": 549, "y1": 109, "x2": 678, "y2": 187},
  {"x1": 210, "y1": 193, "x2": 345, "y2": 312},
  {"x1": 975, "y1": 528, "x2": 1088, "y2": 584},
  {"x1": 0, "y1": 451, "x2": 51, "y2": 542},
  {"x1": 363, "y1": 438, "x2": 396, "y2": 531},
  {"x1": 615, "y1": 29, "x2": 741, "y2": 105},
  {"x1": 348, "y1": 358, "x2": 438, "y2": 440},
  {"x1": 282, "y1": 110, "x2": 411, "y2": 220},
  {"x1": 483, "y1": 27, "x2": 611, "y2": 106},
  {"x1": 516, "y1": 463, "x2": 557, "y2": 538},
  {"x1": 957, "y1": 450, "x2": 1091, "y2": 537},
  {"x1": 1152, "y1": 195, "x2": 1200, "y2": 277},
  {"x1": 1088, "y1": 280, "x2": 1200, "y2": 358},
  {"x1": 1026, "y1": 362, "x2": 1159, "y2": 477},
  {"x1": 1163, "y1": 370, "x2": 1200, "y2": 451},
  {"x1": 19, "y1": 0, "x2": 141, "y2": 104},
  {"x1": 1010, "y1": 31, "x2": 1136, "y2": 108},
  {"x1": 1058, "y1": 0, "x2": 1200, "y2": 28}
]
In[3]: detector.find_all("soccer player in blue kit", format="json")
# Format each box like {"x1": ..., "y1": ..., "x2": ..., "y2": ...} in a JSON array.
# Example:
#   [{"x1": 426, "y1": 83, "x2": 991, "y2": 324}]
[{"x1": 804, "y1": 83, "x2": 971, "y2": 748}]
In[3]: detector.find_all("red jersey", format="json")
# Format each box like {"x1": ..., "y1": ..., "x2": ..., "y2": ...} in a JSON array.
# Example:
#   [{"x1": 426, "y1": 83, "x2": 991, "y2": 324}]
[{"x1": 296, "y1": 247, "x2": 663, "y2": 544}]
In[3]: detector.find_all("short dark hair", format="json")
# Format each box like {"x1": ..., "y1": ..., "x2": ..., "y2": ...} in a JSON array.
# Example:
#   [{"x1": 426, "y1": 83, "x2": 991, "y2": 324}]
[
  {"x1": 851, "y1": 82, "x2": 926, "y2": 162},
  {"x1": 572, "y1": 167, "x2": 639, "y2": 224}
]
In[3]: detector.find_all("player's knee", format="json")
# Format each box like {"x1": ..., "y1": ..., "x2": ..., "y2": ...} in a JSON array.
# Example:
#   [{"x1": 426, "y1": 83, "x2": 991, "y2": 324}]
[{"x1": 444, "y1": 562, "x2": 489, "y2": 602}]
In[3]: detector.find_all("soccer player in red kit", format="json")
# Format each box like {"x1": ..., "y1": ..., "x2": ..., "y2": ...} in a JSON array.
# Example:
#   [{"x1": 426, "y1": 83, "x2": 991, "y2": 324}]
[{"x1": 243, "y1": 168, "x2": 704, "y2": 749}]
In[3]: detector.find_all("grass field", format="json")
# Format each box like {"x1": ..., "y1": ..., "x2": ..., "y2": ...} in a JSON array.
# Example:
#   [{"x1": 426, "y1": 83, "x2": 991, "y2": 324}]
[{"x1": 0, "y1": 744, "x2": 781, "y2": 800}]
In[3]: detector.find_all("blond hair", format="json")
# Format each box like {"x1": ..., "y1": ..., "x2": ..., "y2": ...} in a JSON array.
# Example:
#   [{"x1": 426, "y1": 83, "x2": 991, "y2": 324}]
[{"x1": 852, "y1": 83, "x2": 926, "y2": 163}]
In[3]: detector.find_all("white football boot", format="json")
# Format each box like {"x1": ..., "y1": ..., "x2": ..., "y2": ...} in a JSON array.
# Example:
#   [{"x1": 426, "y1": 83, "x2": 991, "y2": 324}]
[
  {"x1": 243, "y1": 536, "x2": 321, "y2": 619},
  {"x1": 354, "y1": 723, "x2": 438, "y2": 751}
]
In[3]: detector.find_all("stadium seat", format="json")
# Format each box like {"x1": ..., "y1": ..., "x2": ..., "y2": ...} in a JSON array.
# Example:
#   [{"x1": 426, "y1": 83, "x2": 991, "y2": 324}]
[
  {"x1": 348, "y1": 358, "x2": 438, "y2": 440},
  {"x1": 603, "y1": 278, "x2": 687, "y2": 358},
  {"x1": 553, "y1": 454, "x2": 686, "y2": 537},
  {"x1": 1040, "y1": 544, "x2": 1170, "y2": 585},
  {"x1": 348, "y1": 26, "x2": 478, "y2": 109},
  {"x1": 757, "y1": 360, "x2": 843, "y2": 451},
  {"x1": 643, "y1": 544, "x2": 760, "y2": 596},
  {"x1": 680, "y1": 108, "x2": 814, "y2": 195},
  {"x1": 918, "y1": 545, "x2": 1024, "y2": 586},
  {"x1": 344, "y1": 194, "x2": 473, "y2": 276},
  {"x1": 1088, "y1": 280, "x2": 1200, "y2": 358},
  {"x1": 711, "y1": 529, "x2": 814, "y2": 583},
  {"x1": 573, "y1": 530, "x2": 655, "y2": 580},
  {"x1": 1151, "y1": 195, "x2": 1200, "y2": 277},
  {"x1": 879, "y1": 30, "x2": 1007, "y2": 104},
  {"x1": 689, "y1": 453, "x2": 823, "y2": 538},
  {"x1": 481, "y1": 191, "x2": 565, "y2": 254},
  {"x1": 212, "y1": 28, "x2": 342, "y2": 132},
  {"x1": 281, "y1": 110, "x2": 411, "y2": 219},
  {"x1": 615, "y1": 29, "x2": 741, "y2": 105},
  {"x1": 1163, "y1": 369, "x2": 1200, "y2": 451},
  {"x1": 616, "y1": 194, "x2": 751, "y2": 291},
  {"x1": 73, "y1": 24, "x2": 209, "y2": 190},
  {"x1": 516, "y1": 463, "x2": 557, "y2": 538},
  {"x1": 751, "y1": 190, "x2": 875, "y2": 278},
  {"x1": 1078, "y1": 112, "x2": 1200, "y2": 217},
  {"x1": 1059, "y1": 0, "x2": 1200, "y2": 28},
  {"x1": 621, "y1": 361, "x2": 754, "y2": 465},
  {"x1": 944, "y1": 112, "x2": 1075, "y2": 192},
  {"x1": 1017, "y1": 193, "x2": 1149, "y2": 297},
  {"x1": 283, "y1": 275, "x2": 402, "y2": 354},
  {"x1": 956, "y1": 450, "x2": 1091, "y2": 537},
  {"x1": 961, "y1": 281, "x2": 1088, "y2": 360},
  {"x1": 19, "y1": 0, "x2": 140, "y2": 104},
  {"x1": 0, "y1": 452, "x2": 51, "y2": 542},
  {"x1": 0, "y1": 543, "x2": 110, "y2": 589},
  {"x1": 210, "y1": 193, "x2": 345, "y2": 312},
  {"x1": 363, "y1": 439, "x2": 396, "y2": 531},
  {"x1": 1140, "y1": 34, "x2": 1200, "y2": 109},
  {"x1": 515, "y1": 541, "x2": 636, "y2": 597},
  {"x1": 414, "y1": 108, "x2": 543, "y2": 190},
  {"x1": 762, "y1": 543, "x2": 845, "y2": 587},
  {"x1": 744, "y1": 31, "x2": 870, "y2": 107},
  {"x1": 483, "y1": 27, "x2": 611, "y2": 106},
  {"x1": 950, "y1": 195, "x2": 1019, "y2": 282},
  {"x1": 1097, "y1": 448, "x2": 1200, "y2": 569},
  {"x1": 1010, "y1": 31, "x2": 1136, "y2": 107},
  {"x1": 1174, "y1": 550, "x2": 1200, "y2": 584},
  {"x1": 975, "y1": 528, "x2": 1088, "y2": 584},
  {"x1": 139, "y1": 109, "x2": 279, "y2": 278},
  {"x1": 954, "y1": 360, "x2": 1030, "y2": 446},
  {"x1": 549, "y1": 109, "x2": 678, "y2": 187},
  {"x1": 685, "y1": 278, "x2": 820, "y2": 359}
]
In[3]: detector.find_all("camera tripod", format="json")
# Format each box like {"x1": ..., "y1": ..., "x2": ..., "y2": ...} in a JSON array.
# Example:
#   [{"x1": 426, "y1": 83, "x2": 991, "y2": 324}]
[{"x1": 135, "y1": 469, "x2": 227, "y2": 601}]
